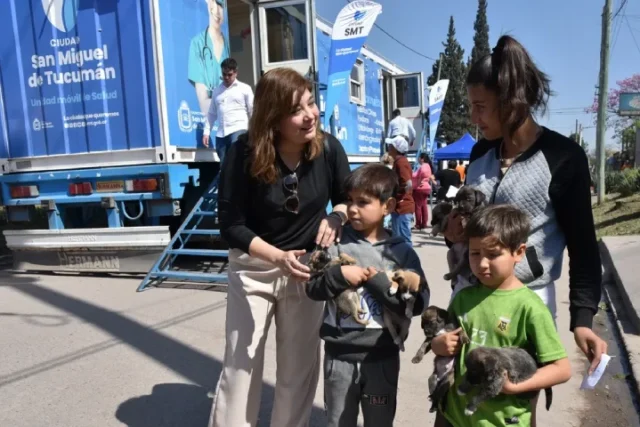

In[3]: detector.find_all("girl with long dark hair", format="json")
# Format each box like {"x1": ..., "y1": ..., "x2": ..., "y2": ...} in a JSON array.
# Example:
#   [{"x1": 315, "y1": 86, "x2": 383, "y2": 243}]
[{"x1": 433, "y1": 35, "x2": 607, "y2": 426}]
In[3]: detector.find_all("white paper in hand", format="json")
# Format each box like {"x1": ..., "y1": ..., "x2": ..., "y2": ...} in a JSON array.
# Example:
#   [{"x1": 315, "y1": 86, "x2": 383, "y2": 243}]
[
  {"x1": 446, "y1": 185, "x2": 460, "y2": 199},
  {"x1": 580, "y1": 354, "x2": 612, "y2": 390}
]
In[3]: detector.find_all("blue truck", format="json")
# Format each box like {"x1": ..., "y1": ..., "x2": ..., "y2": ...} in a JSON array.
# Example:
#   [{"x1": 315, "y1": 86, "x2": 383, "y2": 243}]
[{"x1": 0, "y1": 0, "x2": 424, "y2": 273}]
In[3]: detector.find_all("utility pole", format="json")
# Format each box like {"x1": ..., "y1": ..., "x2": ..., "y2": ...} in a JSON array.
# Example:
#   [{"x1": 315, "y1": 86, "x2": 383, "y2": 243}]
[
  {"x1": 575, "y1": 119, "x2": 579, "y2": 140},
  {"x1": 437, "y1": 53, "x2": 443, "y2": 81},
  {"x1": 596, "y1": 0, "x2": 612, "y2": 205},
  {"x1": 578, "y1": 124, "x2": 583, "y2": 146}
]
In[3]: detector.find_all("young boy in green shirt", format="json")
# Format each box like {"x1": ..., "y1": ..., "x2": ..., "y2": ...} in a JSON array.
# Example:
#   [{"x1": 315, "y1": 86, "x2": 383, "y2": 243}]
[{"x1": 432, "y1": 204, "x2": 571, "y2": 427}]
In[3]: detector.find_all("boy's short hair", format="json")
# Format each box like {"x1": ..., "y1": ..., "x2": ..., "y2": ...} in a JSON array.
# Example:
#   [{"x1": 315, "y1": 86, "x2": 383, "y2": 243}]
[
  {"x1": 344, "y1": 163, "x2": 399, "y2": 202},
  {"x1": 465, "y1": 205, "x2": 530, "y2": 252},
  {"x1": 221, "y1": 58, "x2": 238, "y2": 71}
]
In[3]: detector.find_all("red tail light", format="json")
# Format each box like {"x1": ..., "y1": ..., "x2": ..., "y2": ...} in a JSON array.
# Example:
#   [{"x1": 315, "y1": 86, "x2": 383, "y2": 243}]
[
  {"x1": 125, "y1": 178, "x2": 159, "y2": 192},
  {"x1": 69, "y1": 182, "x2": 93, "y2": 196},
  {"x1": 10, "y1": 185, "x2": 39, "y2": 198}
]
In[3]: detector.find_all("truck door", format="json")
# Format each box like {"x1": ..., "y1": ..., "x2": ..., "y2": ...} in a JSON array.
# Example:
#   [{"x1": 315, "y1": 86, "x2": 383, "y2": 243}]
[
  {"x1": 251, "y1": 0, "x2": 318, "y2": 83},
  {"x1": 390, "y1": 72, "x2": 425, "y2": 152}
]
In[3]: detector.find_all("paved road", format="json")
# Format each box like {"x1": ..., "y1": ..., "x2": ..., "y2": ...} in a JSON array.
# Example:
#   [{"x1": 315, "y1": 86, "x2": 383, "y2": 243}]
[{"x1": 0, "y1": 231, "x2": 637, "y2": 426}]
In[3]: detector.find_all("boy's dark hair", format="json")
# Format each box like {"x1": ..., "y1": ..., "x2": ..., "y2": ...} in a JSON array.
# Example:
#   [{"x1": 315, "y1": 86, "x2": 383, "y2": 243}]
[
  {"x1": 392, "y1": 109, "x2": 401, "y2": 118},
  {"x1": 448, "y1": 160, "x2": 458, "y2": 169},
  {"x1": 465, "y1": 204, "x2": 530, "y2": 252},
  {"x1": 466, "y1": 35, "x2": 552, "y2": 140},
  {"x1": 221, "y1": 58, "x2": 238, "y2": 71},
  {"x1": 344, "y1": 163, "x2": 399, "y2": 202}
]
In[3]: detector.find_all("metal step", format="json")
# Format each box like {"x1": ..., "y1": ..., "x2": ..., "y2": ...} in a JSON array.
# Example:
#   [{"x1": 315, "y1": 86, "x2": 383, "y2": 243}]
[
  {"x1": 148, "y1": 270, "x2": 228, "y2": 283},
  {"x1": 166, "y1": 249, "x2": 228, "y2": 257},
  {"x1": 138, "y1": 175, "x2": 228, "y2": 292},
  {"x1": 180, "y1": 229, "x2": 221, "y2": 236}
]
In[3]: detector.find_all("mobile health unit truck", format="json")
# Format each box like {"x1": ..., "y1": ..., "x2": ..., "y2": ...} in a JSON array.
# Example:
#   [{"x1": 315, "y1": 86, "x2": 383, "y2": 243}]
[{"x1": 0, "y1": 0, "x2": 425, "y2": 273}]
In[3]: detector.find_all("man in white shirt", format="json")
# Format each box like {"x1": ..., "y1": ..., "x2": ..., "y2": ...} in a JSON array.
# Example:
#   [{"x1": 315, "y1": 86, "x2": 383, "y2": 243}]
[
  {"x1": 203, "y1": 58, "x2": 254, "y2": 163},
  {"x1": 386, "y1": 109, "x2": 416, "y2": 146}
]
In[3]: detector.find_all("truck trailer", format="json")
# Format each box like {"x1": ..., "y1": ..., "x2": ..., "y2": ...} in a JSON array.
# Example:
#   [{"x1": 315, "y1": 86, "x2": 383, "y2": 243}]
[{"x1": 0, "y1": 0, "x2": 425, "y2": 273}]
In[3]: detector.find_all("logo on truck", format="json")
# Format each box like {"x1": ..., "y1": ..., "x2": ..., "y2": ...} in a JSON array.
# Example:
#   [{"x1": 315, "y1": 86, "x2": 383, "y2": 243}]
[{"x1": 42, "y1": 0, "x2": 80, "y2": 33}]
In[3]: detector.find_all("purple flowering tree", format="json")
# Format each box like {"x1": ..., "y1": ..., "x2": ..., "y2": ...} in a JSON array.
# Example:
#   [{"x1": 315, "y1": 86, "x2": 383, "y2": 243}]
[{"x1": 586, "y1": 74, "x2": 640, "y2": 140}]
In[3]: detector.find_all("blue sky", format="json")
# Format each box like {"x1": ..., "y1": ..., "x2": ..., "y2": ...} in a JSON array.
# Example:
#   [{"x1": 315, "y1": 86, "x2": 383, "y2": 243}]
[{"x1": 316, "y1": 0, "x2": 640, "y2": 150}]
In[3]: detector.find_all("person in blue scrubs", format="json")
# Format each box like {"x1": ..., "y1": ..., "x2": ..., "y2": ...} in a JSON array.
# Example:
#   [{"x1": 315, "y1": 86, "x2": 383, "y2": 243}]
[{"x1": 188, "y1": 0, "x2": 230, "y2": 141}]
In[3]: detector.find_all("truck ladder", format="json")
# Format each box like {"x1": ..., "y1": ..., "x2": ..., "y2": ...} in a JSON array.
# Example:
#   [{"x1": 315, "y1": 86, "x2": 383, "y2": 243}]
[{"x1": 137, "y1": 177, "x2": 228, "y2": 291}]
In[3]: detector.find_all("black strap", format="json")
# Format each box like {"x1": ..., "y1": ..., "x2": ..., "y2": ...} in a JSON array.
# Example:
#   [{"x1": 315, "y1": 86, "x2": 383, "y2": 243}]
[{"x1": 323, "y1": 133, "x2": 333, "y2": 194}]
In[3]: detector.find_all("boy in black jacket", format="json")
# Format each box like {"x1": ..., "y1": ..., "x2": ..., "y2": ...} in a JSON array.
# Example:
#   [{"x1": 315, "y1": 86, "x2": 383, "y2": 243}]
[{"x1": 306, "y1": 164, "x2": 429, "y2": 427}]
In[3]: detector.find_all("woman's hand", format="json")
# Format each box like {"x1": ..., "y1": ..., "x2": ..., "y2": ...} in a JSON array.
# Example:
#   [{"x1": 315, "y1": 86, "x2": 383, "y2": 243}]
[
  {"x1": 274, "y1": 250, "x2": 311, "y2": 280},
  {"x1": 342, "y1": 265, "x2": 370, "y2": 287},
  {"x1": 431, "y1": 328, "x2": 464, "y2": 356},
  {"x1": 316, "y1": 213, "x2": 344, "y2": 248},
  {"x1": 574, "y1": 327, "x2": 609, "y2": 374}
]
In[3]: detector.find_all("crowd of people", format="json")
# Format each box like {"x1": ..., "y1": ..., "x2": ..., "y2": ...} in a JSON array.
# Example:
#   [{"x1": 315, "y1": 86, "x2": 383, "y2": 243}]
[{"x1": 201, "y1": 34, "x2": 607, "y2": 427}]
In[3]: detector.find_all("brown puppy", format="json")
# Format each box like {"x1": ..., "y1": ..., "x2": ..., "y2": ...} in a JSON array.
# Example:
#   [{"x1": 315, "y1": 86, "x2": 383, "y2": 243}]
[
  {"x1": 308, "y1": 248, "x2": 368, "y2": 326},
  {"x1": 308, "y1": 247, "x2": 423, "y2": 350},
  {"x1": 412, "y1": 306, "x2": 469, "y2": 413},
  {"x1": 384, "y1": 269, "x2": 424, "y2": 351}
]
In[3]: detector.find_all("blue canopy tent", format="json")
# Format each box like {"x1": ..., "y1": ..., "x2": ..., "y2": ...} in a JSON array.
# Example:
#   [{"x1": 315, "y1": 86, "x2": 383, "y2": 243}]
[{"x1": 433, "y1": 133, "x2": 477, "y2": 161}]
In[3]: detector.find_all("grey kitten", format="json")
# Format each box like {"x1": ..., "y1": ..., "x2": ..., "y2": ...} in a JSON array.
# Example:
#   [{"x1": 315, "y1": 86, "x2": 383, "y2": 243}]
[
  {"x1": 458, "y1": 347, "x2": 552, "y2": 419},
  {"x1": 411, "y1": 306, "x2": 469, "y2": 413}
]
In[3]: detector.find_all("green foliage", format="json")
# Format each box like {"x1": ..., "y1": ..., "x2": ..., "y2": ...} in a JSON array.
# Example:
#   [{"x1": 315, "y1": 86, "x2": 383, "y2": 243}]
[
  {"x1": 606, "y1": 169, "x2": 640, "y2": 197},
  {"x1": 470, "y1": 0, "x2": 490, "y2": 66},
  {"x1": 427, "y1": 17, "x2": 471, "y2": 144}
]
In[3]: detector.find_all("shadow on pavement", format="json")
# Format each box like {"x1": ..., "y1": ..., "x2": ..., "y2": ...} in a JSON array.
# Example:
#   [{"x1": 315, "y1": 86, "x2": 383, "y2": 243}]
[
  {"x1": 116, "y1": 383, "x2": 212, "y2": 427},
  {"x1": 0, "y1": 274, "x2": 327, "y2": 426}
]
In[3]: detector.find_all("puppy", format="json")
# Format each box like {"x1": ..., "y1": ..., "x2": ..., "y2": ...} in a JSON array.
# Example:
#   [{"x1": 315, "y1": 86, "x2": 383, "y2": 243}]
[
  {"x1": 458, "y1": 347, "x2": 552, "y2": 419},
  {"x1": 384, "y1": 269, "x2": 423, "y2": 351},
  {"x1": 430, "y1": 202, "x2": 454, "y2": 237},
  {"x1": 433, "y1": 187, "x2": 487, "y2": 287},
  {"x1": 308, "y1": 247, "x2": 423, "y2": 351},
  {"x1": 411, "y1": 306, "x2": 470, "y2": 413},
  {"x1": 308, "y1": 248, "x2": 368, "y2": 326}
]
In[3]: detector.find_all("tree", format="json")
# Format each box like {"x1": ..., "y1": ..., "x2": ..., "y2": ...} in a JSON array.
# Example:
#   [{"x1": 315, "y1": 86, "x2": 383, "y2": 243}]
[
  {"x1": 427, "y1": 16, "x2": 470, "y2": 144},
  {"x1": 621, "y1": 120, "x2": 639, "y2": 158},
  {"x1": 470, "y1": 0, "x2": 490, "y2": 67},
  {"x1": 587, "y1": 74, "x2": 640, "y2": 140}
]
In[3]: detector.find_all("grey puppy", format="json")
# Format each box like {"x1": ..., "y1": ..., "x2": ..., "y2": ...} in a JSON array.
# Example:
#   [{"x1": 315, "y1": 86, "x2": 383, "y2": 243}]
[
  {"x1": 458, "y1": 347, "x2": 552, "y2": 419},
  {"x1": 430, "y1": 202, "x2": 453, "y2": 237},
  {"x1": 411, "y1": 306, "x2": 469, "y2": 413},
  {"x1": 430, "y1": 187, "x2": 487, "y2": 290}
]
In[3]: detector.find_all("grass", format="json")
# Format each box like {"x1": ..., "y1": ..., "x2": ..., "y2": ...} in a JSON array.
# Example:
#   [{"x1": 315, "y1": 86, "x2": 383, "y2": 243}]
[{"x1": 592, "y1": 193, "x2": 640, "y2": 238}]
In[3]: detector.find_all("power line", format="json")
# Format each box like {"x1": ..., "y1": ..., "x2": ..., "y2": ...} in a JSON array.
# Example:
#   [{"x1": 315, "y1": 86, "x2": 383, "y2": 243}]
[
  {"x1": 613, "y1": 0, "x2": 629, "y2": 19},
  {"x1": 625, "y1": 15, "x2": 640, "y2": 55},
  {"x1": 345, "y1": 0, "x2": 438, "y2": 62}
]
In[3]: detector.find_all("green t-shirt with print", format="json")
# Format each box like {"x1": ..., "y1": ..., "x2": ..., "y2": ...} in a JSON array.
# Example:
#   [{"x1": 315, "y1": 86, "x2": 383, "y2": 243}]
[{"x1": 443, "y1": 285, "x2": 567, "y2": 427}]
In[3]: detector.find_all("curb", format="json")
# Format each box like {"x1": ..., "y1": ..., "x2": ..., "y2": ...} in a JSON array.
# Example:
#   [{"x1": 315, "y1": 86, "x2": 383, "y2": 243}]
[
  {"x1": 599, "y1": 240, "x2": 640, "y2": 331},
  {"x1": 599, "y1": 240, "x2": 640, "y2": 401}
]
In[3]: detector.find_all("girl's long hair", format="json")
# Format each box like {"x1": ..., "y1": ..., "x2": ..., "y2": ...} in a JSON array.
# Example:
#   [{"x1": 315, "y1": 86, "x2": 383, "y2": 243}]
[
  {"x1": 467, "y1": 35, "x2": 552, "y2": 139},
  {"x1": 249, "y1": 68, "x2": 324, "y2": 184}
]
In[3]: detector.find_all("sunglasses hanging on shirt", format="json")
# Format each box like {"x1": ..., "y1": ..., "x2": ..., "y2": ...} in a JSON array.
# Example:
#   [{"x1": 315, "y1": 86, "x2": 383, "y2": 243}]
[{"x1": 283, "y1": 173, "x2": 300, "y2": 214}]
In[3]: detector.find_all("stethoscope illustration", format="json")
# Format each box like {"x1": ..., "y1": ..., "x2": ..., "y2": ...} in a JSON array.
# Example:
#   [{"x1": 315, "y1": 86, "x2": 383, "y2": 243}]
[{"x1": 200, "y1": 25, "x2": 230, "y2": 95}]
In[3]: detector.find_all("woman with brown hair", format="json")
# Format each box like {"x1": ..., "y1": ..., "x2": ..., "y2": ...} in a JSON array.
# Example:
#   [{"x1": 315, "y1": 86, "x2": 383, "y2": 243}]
[{"x1": 208, "y1": 67, "x2": 350, "y2": 427}]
